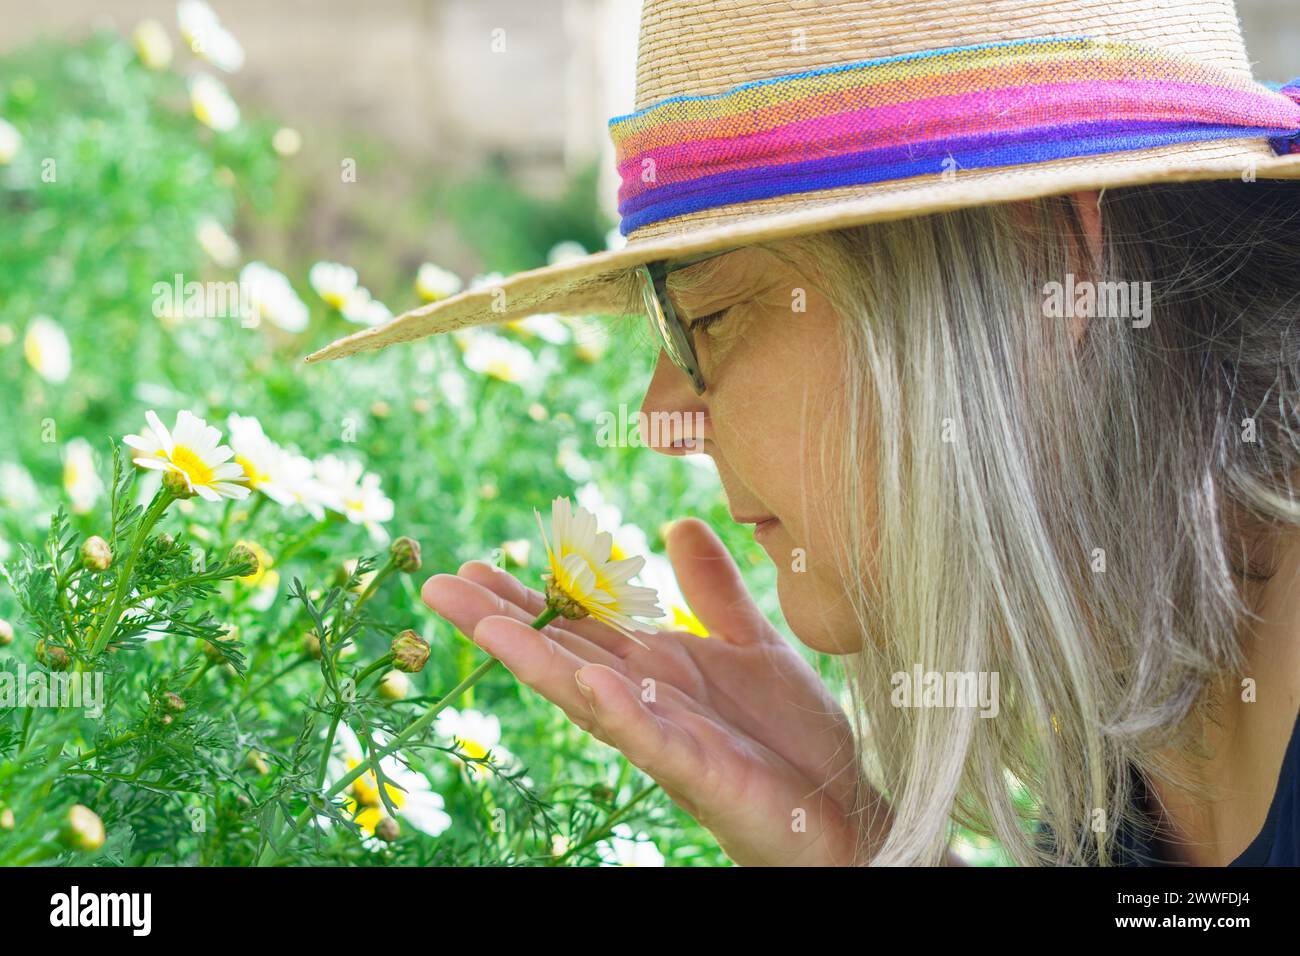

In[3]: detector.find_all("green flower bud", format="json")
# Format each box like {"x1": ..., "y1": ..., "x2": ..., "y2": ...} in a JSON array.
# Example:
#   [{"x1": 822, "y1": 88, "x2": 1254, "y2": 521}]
[
  {"x1": 163, "y1": 691, "x2": 186, "y2": 713},
  {"x1": 303, "y1": 630, "x2": 323, "y2": 660},
  {"x1": 80, "y1": 535, "x2": 113, "y2": 572},
  {"x1": 245, "y1": 750, "x2": 270, "y2": 775},
  {"x1": 390, "y1": 629, "x2": 429, "y2": 673},
  {"x1": 0, "y1": 807, "x2": 14, "y2": 830},
  {"x1": 0, "y1": 618, "x2": 13, "y2": 647},
  {"x1": 226, "y1": 542, "x2": 259, "y2": 577},
  {"x1": 62, "y1": 804, "x2": 105, "y2": 852},
  {"x1": 389, "y1": 536, "x2": 422, "y2": 573},
  {"x1": 162, "y1": 468, "x2": 195, "y2": 499},
  {"x1": 35, "y1": 639, "x2": 71, "y2": 671}
]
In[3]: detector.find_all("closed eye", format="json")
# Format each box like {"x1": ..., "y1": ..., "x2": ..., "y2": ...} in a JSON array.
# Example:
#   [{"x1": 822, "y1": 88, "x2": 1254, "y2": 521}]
[{"x1": 688, "y1": 308, "x2": 728, "y2": 333}]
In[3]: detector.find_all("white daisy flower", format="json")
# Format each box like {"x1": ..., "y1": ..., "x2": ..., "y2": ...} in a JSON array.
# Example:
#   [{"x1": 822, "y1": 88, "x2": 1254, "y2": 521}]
[
  {"x1": 506, "y1": 312, "x2": 571, "y2": 344},
  {"x1": 132, "y1": 19, "x2": 173, "y2": 70},
  {"x1": 196, "y1": 219, "x2": 240, "y2": 267},
  {"x1": 415, "y1": 262, "x2": 462, "y2": 302},
  {"x1": 325, "y1": 723, "x2": 452, "y2": 844},
  {"x1": 23, "y1": 316, "x2": 71, "y2": 383},
  {"x1": 188, "y1": 73, "x2": 239, "y2": 131},
  {"x1": 461, "y1": 331, "x2": 539, "y2": 384},
  {"x1": 275, "y1": 453, "x2": 326, "y2": 520},
  {"x1": 226, "y1": 413, "x2": 296, "y2": 506},
  {"x1": 597, "y1": 824, "x2": 665, "y2": 867},
  {"x1": 271, "y1": 127, "x2": 301, "y2": 156},
  {"x1": 239, "y1": 261, "x2": 309, "y2": 332},
  {"x1": 546, "y1": 240, "x2": 586, "y2": 265},
  {"x1": 536, "y1": 497, "x2": 664, "y2": 644},
  {"x1": 123, "y1": 409, "x2": 249, "y2": 502},
  {"x1": 433, "y1": 707, "x2": 514, "y2": 780},
  {"x1": 177, "y1": 0, "x2": 245, "y2": 73},
  {"x1": 63, "y1": 438, "x2": 104, "y2": 515},
  {"x1": 467, "y1": 271, "x2": 504, "y2": 291},
  {"x1": 0, "y1": 117, "x2": 20, "y2": 165},
  {"x1": 314, "y1": 454, "x2": 394, "y2": 535},
  {"x1": 308, "y1": 261, "x2": 358, "y2": 310},
  {"x1": 339, "y1": 287, "x2": 391, "y2": 326},
  {"x1": 0, "y1": 462, "x2": 39, "y2": 513}
]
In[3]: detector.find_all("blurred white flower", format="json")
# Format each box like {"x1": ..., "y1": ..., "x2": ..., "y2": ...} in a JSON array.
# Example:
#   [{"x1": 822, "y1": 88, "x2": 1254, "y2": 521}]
[
  {"x1": 572, "y1": 318, "x2": 609, "y2": 363},
  {"x1": 308, "y1": 261, "x2": 358, "y2": 310},
  {"x1": 271, "y1": 126, "x2": 301, "y2": 156},
  {"x1": 232, "y1": 539, "x2": 279, "y2": 610},
  {"x1": 507, "y1": 312, "x2": 570, "y2": 344},
  {"x1": 546, "y1": 240, "x2": 586, "y2": 265},
  {"x1": 339, "y1": 287, "x2": 392, "y2": 327},
  {"x1": 415, "y1": 262, "x2": 463, "y2": 302},
  {"x1": 123, "y1": 409, "x2": 249, "y2": 502},
  {"x1": 239, "y1": 262, "x2": 309, "y2": 332},
  {"x1": 63, "y1": 438, "x2": 104, "y2": 515},
  {"x1": 0, "y1": 118, "x2": 19, "y2": 165},
  {"x1": 598, "y1": 824, "x2": 665, "y2": 867},
  {"x1": 0, "y1": 118, "x2": 20, "y2": 165},
  {"x1": 461, "y1": 330, "x2": 539, "y2": 384},
  {"x1": 314, "y1": 454, "x2": 394, "y2": 536},
  {"x1": 605, "y1": 226, "x2": 627, "y2": 251},
  {"x1": 132, "y1": 19, "x2": 173, "y2": 70},
  {"x1": 188, "y1": 74, "x2": 239, "y2": 131},
  {"x1": 325, "y1": 723, "x2": 452, "y2": 843},
  {"x1": 177, "y1": 0, "x2": 245, "y2": 72},
  {"x1": 0, "y1": 462, "x2": 39, "y2": 513},
  {"x1": 23, "y1": 316, "x2": 71, "y2": 383},
  {"x1": 280, "y1": 453, "x2": 329, "y2": 520},
  {"x1": 434, "y1": 707, "x2": 514, "y2": 779},
  {"x1": 467, "y1": 271, "x2": 505, "y2": 291},
  {"x1": 196, "y1": 218, "x2": 240, "y2": 267},
  {"x1": 226, "y1": 413, "x2": 296, "y2": 506}
]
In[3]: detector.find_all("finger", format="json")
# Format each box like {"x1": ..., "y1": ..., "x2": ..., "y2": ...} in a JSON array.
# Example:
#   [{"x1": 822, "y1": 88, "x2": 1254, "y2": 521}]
[
  {"x1": 422, "y1": 573, "x2": 623, "y2": 671},
  {"x1": 665, "y1": 518, "x2": 773, "y2": 644},
  {"x1": 574, "y1": 663, "x2": 710, "y2": 796},
  {"x1": 472, "y1": 615, "x2": 604, "y2": 723},
  {"x1": 455, "y1": 560, "x2": 641, "y2": 659}
]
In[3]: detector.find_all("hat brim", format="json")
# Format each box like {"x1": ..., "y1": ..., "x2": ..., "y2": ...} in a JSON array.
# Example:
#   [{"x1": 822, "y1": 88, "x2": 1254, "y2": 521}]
[{"x1": 304, "y1": 138, "x2": 1300, "y2": 364}]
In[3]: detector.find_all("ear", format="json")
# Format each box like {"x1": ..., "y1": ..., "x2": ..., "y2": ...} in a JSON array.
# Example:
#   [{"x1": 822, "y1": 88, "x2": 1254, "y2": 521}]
[{"x1": 1069, "y1": 189, "x2": 1104, "y2": 274}]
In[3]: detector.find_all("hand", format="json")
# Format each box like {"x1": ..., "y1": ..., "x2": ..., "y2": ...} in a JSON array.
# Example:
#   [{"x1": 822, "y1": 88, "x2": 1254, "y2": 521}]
[{"x1": 421, "y1": 517, "x2": 879, "y2": 865}]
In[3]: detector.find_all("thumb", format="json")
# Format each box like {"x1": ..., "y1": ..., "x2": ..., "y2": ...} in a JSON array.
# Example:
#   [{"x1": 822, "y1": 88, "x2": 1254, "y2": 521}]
[{"x1": 664, "y1": 517, "x2": 771, "y2": 643}]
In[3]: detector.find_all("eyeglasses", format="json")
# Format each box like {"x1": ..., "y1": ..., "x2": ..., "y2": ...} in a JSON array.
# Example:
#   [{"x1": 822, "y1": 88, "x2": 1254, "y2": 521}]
[{"x1": 634, "y1": 249, "x2": 736, "y2": 395}]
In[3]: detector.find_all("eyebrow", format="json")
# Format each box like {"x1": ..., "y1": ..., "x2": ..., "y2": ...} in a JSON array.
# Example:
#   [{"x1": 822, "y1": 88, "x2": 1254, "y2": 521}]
[{"x1": 664, "y1": 253, "x2": 750, "y2": 315}]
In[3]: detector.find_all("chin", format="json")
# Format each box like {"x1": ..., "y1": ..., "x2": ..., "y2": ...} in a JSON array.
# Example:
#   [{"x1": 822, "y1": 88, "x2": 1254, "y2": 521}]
[{"x1": 774, "y1": 565, "x2": 862, "y2": 655}]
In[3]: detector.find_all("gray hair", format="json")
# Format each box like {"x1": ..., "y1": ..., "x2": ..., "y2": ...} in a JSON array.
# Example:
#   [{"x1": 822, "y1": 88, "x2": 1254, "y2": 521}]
[{"x1": 775, "y1": 180, "x2": 1300, "y2": 865}]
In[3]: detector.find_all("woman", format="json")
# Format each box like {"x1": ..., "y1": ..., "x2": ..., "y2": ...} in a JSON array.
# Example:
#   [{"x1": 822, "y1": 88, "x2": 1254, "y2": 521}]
[{"x1": 308, "y1": 0, "x2": 1300, "y2": 865}]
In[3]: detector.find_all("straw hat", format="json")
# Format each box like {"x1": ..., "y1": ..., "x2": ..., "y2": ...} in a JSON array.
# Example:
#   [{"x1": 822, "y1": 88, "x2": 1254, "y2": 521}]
[{"x1": 307, "y1": 0, "x2": 1300, "y2": 365}]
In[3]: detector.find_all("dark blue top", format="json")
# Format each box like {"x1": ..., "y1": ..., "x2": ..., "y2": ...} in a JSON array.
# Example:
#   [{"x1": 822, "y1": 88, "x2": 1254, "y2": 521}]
[
  {"x1": 1117, "y1": 707, "x2": 1299, "y2": 866},
  {"x1": 1037, "y1": 708, "x2": 1299, "y2": 866}
]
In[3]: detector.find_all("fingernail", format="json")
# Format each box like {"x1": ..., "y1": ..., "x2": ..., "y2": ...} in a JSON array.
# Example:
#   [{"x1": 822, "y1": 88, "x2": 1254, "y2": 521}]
[{"x1": 574, "y1": 670, "x2": 594, "y2": 698}]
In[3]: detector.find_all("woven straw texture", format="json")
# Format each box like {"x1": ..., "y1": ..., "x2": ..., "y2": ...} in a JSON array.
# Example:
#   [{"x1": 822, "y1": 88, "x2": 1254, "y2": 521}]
[{"x1": 308, "y1": 0, "x2": 1300, "y2": 364}]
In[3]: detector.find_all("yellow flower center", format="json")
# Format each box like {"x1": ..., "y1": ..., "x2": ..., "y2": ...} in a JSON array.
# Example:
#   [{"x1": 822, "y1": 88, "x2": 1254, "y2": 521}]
[
  {"x1": 346, "y1": 759, "x2": 406, "y2": 809},
  {"x1": 169, "y1": 445, "x2": 214, "y2": 487},
  {"x1": 235, "y1": 454, "x2": 269, "y2": 489}
]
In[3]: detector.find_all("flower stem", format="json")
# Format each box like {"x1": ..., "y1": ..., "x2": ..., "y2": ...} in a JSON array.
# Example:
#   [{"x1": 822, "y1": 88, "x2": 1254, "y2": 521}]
[
  {"x1": 88, "y1": 490, "x2": 172, "y2": 657},
  {"x1": 255, "y1": 606, "x2": 559, "y2": 866}
]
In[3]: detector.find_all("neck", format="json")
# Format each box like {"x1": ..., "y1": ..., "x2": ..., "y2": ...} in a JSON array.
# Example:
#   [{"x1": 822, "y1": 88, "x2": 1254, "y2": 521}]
[{"x1": 1150, "y1": 525, "x2": 1300, "y2": 866}]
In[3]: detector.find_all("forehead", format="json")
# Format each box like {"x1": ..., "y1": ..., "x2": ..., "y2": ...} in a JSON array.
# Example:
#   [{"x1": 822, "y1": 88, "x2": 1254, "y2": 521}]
[{"x1": 663, "y1": 247, "x2": 779, "y2": 308}]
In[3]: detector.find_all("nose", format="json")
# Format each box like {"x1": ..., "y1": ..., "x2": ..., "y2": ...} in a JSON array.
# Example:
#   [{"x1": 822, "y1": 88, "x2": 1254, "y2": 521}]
[{"x1": 640, "y1": 350, "x2": 709, "y2": 456}]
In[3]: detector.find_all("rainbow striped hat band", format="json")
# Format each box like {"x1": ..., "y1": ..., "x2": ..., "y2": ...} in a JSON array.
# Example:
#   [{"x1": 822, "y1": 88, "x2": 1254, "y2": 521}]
[
  {"x1": 609, "y1": 36, "x2": 1300, "y2": 236},
  {"x1": 306, "y1": 1, "x2": 1300, "y2": 365}
]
